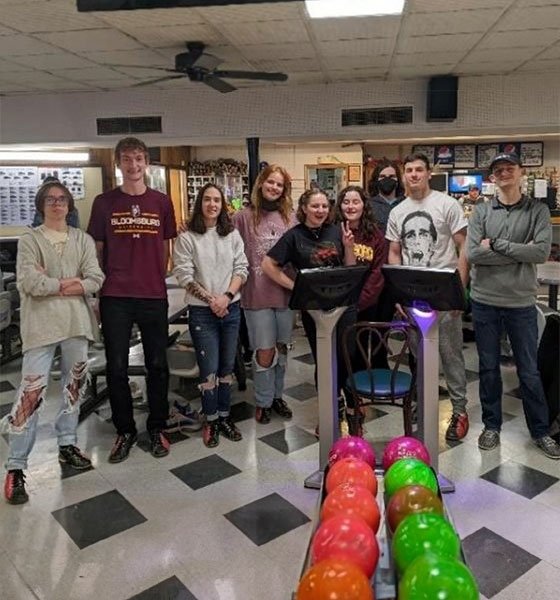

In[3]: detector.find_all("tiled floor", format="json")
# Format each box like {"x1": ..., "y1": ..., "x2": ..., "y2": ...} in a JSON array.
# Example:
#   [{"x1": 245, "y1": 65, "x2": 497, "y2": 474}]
[{"x1": 1, "y1": 328, "x2": 559, "y2": 599}]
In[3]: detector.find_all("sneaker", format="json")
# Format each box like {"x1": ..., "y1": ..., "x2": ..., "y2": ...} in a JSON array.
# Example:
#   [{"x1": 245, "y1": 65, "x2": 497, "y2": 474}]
[
  {"x1": 166, "y1": 403, "x2": 202, "y2": 433},
  {"x1": 272, "y1": 397, "x2": 292, "y2": 419},
  {"x1": 478, "y1": 429, "x2": 500, "y2": 451},
  {"x1": 445, "y1": 413, "x2": 469, "y2": 441},
  {"x1": 255, "y1": 406, "x2": 272, "y2": 424},
  {"x1": 149, "y1": 430, "x2": 170, "y2": 458},
  {"x1": 108, "y1": 433, "x2": 138, "y2": 463},
  {"x1": 533, "y1": 435, "x2": 560, "y2": 459},
  {"x1": 4, "y1": 470, "x2": 28, "y2": 505},
  {"x1": 58, "y1": 445, "x2": 92, "y2": 470},
  {"x1": 202, "y1": 419, "x2": 220, "y2": 448},
  {"x1": 218, "y1": 416, "x2": 243, "y2": 441}
]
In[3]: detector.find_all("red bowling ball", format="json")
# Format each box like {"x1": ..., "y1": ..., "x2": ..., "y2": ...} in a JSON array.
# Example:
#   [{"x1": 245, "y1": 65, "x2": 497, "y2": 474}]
[{"x1": 329, "y1": 436, "x2": 376, "y2": 468}]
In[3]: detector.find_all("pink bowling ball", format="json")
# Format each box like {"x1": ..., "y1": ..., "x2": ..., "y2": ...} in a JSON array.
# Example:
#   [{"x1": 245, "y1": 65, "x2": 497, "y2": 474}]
[
  {"x1": 382, "y1": 436, "x2": 431, "y2": 471},
  {"x1": 328, "y1": 436, "x2": 376, "y2": 468}
]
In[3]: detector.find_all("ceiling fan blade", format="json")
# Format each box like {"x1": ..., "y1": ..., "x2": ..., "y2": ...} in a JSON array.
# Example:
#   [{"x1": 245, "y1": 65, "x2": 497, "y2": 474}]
[
  {"x1": 108, "y1": 65, "x2": 177, "y2": 72},
  {"x1": 131, "y1": 75, "x2": 185, "y2": 87},
  {"x1": 213, "y1": 70, "x2": 288, "y2": 82},
  {"x1": 203, "y1": 74, "x2": 236, "y2": 93}
]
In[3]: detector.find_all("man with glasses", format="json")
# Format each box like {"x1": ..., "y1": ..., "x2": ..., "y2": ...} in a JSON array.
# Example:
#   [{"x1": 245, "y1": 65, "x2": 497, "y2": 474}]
[
  {"x1": 467, "y1": 153, "x2": 560, "y2": 459},
  {"x1": 87, "y1": 137, "x2": 177, "y2": 463}
]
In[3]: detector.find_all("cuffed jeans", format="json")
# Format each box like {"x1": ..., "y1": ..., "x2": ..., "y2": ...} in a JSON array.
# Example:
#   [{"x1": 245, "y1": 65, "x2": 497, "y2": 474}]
[
  {"x1": 245, "y1": 308, "x2": 293, "y2": 408},
  {"x1": 100, "y1": 297, "x2": 169, "y2": 435},
  {"x1": 472, "y1": 300, "x2": 549, "y2": 438},
  {"x1": 5, "y1": 337, "x2": 88, "y2": 471},
  {"x1": 189, "y1": 302, "x2": 241, "y2": 419}
]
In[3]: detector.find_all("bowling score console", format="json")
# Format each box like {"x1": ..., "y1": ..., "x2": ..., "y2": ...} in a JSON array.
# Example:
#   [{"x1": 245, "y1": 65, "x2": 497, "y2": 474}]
[
  {"x1": 382, "y1": 265, "x2": 467, "y2": 494},
  {"x1": 289, "y1": 264, "x2": 369, "y2": 489}
]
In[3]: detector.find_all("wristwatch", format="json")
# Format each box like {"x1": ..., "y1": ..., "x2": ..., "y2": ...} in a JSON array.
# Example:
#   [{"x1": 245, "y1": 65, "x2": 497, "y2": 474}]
[{"x1": 225, "y1": 291, "x2": 235, "y2": 301}]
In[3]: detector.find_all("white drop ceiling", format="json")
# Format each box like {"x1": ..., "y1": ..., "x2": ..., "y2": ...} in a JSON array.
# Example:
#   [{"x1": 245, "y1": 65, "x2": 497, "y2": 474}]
[{"x1": 0, "y1": 0, "x2": 557, "y2": 96}]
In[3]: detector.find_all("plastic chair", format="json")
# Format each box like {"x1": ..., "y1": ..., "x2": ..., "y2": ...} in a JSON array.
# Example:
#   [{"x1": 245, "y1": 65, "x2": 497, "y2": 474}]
[{"x1": 341, "y1": 320, "x2": 416, "y2": 436}]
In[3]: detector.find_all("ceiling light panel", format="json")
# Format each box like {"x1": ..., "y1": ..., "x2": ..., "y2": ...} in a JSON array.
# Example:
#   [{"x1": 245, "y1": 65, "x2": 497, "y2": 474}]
[
  {"x1": 309, "y1": 15, "x2": 401, "y2": 41},
  {"x1": 305, "y1": 0, "x2": 405, "y2": 18}
]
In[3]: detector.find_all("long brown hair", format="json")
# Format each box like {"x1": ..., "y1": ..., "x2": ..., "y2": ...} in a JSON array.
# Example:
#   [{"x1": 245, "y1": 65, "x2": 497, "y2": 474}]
[
  {"x1": 189, "y1": 183, "x2": 234, "y2": 236},
  {"x1": 250, "y1": 164, "x2": 293, "y2": 230},
  {"x1": 335, "y1": 185, "x2": 378, "y2": 237}
]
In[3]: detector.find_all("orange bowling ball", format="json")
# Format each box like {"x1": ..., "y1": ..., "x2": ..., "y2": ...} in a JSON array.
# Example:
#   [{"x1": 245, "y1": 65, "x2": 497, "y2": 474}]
[
  {"x1": 321, "y1": 483, "x2": 381, "y2": 533},
  {"x1": 296, "y1": 558, "x2": 374, "y2": 600},
  {"x1": 325, "y1": 457, "x2": 378, "y2": 496},
  {"x1": 386, "y1": 484, "x2": 444, "y2": 533}
]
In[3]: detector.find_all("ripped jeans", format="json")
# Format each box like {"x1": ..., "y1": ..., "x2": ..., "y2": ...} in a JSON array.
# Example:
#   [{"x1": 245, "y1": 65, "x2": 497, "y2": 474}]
[
  {"x1": 188, "y1": 302, "x2": 241, "y2": 420},
  {"x1": 5, "y1": 337, "x2": 89, "y2": 471}
]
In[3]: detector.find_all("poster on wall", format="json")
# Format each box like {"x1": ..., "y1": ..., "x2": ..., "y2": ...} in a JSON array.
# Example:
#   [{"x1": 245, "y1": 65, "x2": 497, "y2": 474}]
[
  {"x1": 477, "y1": 144, "x2": 500, "y2": 168},
  {"x1": 0, "y1": 166, "x2": 39, "y2": 226},
  {"x1": 500, "y1": 142, "x2": 520, "y2": 157},
  {"x1": 434, "y1": 145, "x2": 454, "y2": 166},
  {"x1": 411, "y1": 145, "x2": 435, "y2": 164},
  {"x1": 520, "y1": 142, "x2": 543, "y2": 167},
  {"x1": 39, "y1": 167, "x2": 85, "y2": 200},
  {"x1": 454, "y1": 145, "x2": 476, "y2": 168}
]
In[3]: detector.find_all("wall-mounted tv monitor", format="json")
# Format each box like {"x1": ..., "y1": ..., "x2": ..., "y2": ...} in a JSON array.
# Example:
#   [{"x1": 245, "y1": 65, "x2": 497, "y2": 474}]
[
  {"x1": 448, "y1": 174, "x2": 483, "y2": 194},
  {"x1": 430, "y1": 173, "x2": 448, "y2": 192}
]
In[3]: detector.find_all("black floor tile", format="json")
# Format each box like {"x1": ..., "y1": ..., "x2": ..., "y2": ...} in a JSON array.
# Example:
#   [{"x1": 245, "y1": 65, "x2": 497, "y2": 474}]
[
  {"x1": 462, "y1": 527, "x2": 540, "y2": 598},
  {"x1": 481, "y1": 460, "x2": 559, "y2": 499},
  {"x1": 284, "y1": 382, "x2": 316, "y2": 401},
  {"x1": 128, "y1": 576, "x2": 197, "y2": 600},
  {"x1": 51, "y1": 490, "x2": 147, "y2": 549},
  {"x1": 60, "y1": 462, "x2": 95, "y2": 480},
  {"x1": 170, "y1": 454, "x2": 241, "y2": 490},
  {"x1": 292, "y1": 352, "x2": 315, "y2": 365},
  {"x1": 137, "y1": 430, "x2": 189, "y2": 452},
  {"x1": 362, "y1": 406, "x2": 389, "y2": 422},
  {"x1": 259, "y1": 425, "x2": 317, "y2": 454},
  {"x1": 224, "y1": 492, "x2": 310, "y2": 546},
  {"x1": 229, "y1": 401, "x2": 255, "y2": 422},
  {"x1": 0, "y1": 380, "x2": 15, "y2": 393}
]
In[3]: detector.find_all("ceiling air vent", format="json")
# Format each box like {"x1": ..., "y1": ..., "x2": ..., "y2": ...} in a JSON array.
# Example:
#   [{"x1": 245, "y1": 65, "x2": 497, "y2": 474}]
[
  {"x1": 341, "y1": 106, "x2": 413, "y2": 127},
  {"x1": 96, "y1": 116, "x2": 162, "y2": 136}
]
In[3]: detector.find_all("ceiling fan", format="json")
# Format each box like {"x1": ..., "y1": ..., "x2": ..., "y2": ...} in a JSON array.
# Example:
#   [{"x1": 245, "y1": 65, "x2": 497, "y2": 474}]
[{"x1": 114, "y1": 42, "x2": 288, "y2": 93}]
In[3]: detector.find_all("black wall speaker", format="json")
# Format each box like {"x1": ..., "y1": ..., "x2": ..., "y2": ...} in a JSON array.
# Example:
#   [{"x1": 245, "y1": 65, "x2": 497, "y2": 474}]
[{"x1": 426, "y1": 76, "x2": 458, "y2": 122}]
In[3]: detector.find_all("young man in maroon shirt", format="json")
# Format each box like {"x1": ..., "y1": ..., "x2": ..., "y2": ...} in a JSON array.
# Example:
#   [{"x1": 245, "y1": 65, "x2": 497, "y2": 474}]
[{"x1": 88, "y1": 137, "x2": 177, "y2": 462}]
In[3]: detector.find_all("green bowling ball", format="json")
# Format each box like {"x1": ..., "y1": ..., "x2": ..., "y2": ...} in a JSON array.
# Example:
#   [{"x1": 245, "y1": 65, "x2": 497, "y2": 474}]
[
  {"x1": 398, "y1": 554, "x2": 479, "y2": 600},
  {"x1": 392, "y1": 512, "x2": 460, "y2": 573},
  {"x1": 384, "y1": 458, "x2": 438, "y2": 499}
]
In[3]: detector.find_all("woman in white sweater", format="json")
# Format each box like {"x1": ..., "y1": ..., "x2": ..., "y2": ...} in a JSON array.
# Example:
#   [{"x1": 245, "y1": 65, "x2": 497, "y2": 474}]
[
  {"x1": 3, "y1": 181, "x2": 104, "y2": 505},
  {"x1": 173, "y1": 184, "x2": 248, "y2": 448}
]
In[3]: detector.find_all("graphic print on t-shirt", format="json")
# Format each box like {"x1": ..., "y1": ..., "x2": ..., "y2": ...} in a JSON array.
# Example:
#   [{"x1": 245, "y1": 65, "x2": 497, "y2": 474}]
[
  {"x1": 110, "y1": 205, "x2": 161, "y2": 239},
  {"x1": 400, "y1": 210, "x2": 438, "y2": 266},
  {"x1": 309, "y1": 241, "x2": 340, "y2": 267}
]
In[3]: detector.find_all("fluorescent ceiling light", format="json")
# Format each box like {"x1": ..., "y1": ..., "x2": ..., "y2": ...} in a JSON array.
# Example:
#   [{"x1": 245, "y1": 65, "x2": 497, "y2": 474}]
[
  {"x1": 0, "y1": 151, "x2": 89, "y2": 163},
  {"x1": 305, "y1": 0, "x2": 405, "y2": 18}
]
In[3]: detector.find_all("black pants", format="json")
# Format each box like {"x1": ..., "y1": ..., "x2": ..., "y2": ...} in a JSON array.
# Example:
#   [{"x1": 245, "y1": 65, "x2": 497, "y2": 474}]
[
  {"x1": 301, "y1": 305, "x2": 357, "y2": 407},
  {"x1": 100, "y1": 297, "x2": 169, "y2": 435}
]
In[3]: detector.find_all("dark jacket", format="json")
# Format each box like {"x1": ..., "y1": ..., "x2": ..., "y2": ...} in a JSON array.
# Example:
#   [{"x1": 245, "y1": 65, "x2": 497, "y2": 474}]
[{"x1": 369, "y1": 195, "x2": 403, "y2": 234}]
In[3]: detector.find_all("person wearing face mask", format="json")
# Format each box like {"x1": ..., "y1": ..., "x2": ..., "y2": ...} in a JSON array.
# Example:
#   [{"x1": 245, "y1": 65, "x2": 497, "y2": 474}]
[
  {"x1": 232, "y1": 165, "x2": 297, "y2": 425},
  {"x1": 368, "y1": 159, "x2": 405, "y2": 235}
]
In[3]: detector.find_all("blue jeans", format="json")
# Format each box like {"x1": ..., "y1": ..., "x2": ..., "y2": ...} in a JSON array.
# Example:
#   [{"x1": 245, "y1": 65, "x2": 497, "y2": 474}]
[
  {"x1": 245, "y1": 308, "x2": 293, "y2": 408},
  {"x1": 188, "y1": 302, "x2": 241, "y2": 419},
  {"x1": 4, "y1": 337, "x2": 89, "y2": 471},
  {"x1": 471, "y1": 300, "x2": 550, "y2": 438}
]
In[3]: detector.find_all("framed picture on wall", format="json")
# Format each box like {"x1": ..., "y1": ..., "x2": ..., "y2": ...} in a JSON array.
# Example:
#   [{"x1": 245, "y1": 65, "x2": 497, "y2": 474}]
[
  {"x1": 454, "y1": 145, "x2": 476, "y2": 168},
  {"x1": 500, "y1": 142, "x2": 520, "y2": 157},
  {"x1": 520, "y1": 142, "x2": 543, "y2": 167},
  {"x1": 434, "y1": 145, "x2": 454, "y2": 166},
  {"x1": 348, "y1": 164, "x2": 361, "y2": 181},
  {"x1": 412, "y1": 145, "x2": 435, "y2": 164},
  {"x1": 477, "y1": 144, "x2": 499, "y2": 168}
]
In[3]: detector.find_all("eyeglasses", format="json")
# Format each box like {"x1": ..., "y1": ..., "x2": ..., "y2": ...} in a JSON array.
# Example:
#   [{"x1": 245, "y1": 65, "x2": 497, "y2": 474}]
[{"x1": 45, "y1": 196, "x2": 69, "y2": 206}]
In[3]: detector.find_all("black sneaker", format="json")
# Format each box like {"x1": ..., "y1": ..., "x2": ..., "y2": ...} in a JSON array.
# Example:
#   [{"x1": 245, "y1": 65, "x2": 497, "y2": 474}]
[
  {"x1": 4, "y1": 469, "x2": 28, "y2": 505},
  {"x1": 272, "y1": 397, "x2": 292, "y2": 419},
  {"x1": 202, "y1": 419, "x2": 220, "y2": 448},
  {"x1": 58, "y1": 445, "x2": 92, "y2": 470},
  {"x1": 218, "y1": 416, "x2": 243, "y2": 441},
  {"x1": 108, "y1": 433, "x2": 138, "y2": 463},
  {"x1": 255, "y1": 407, "x2": 272, "y2": 424},
  {"x1": 149, "y1": 430, "x2": 170, "y2": 458}
]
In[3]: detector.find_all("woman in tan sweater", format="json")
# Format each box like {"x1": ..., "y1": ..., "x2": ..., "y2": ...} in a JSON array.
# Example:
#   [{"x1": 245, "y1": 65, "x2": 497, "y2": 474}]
[{"x1": 3, "y1": 181, "x2": 104, "y2": 505}]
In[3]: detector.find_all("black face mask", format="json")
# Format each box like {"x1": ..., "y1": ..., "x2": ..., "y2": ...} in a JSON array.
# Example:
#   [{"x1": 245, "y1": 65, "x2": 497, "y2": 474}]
[
  {"x1": 261, "y1": 198, "x2": 280, "y2": 212},
  {"x1": 378, "y1": 178, "x2": 398, "y2": 195}
]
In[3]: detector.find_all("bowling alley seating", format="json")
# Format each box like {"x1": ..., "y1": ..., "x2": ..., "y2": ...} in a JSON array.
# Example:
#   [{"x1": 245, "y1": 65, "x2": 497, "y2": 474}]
[{"x1": 342, "y1": 321, "x2": 415, "y2": 436}]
